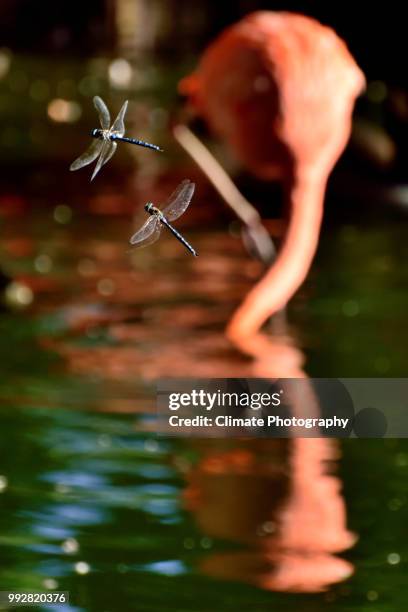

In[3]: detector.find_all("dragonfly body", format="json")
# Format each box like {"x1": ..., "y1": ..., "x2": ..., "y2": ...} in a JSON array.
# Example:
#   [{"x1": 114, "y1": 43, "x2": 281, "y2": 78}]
[
  {"x1": 145, "y1": 202, "x2": 162, "y2": 216},
  {"x1": 70, "y1": 96, "x2": 162, "y2": 181},
  {"x1": 130, "y1": 180, "x2": 198, "y2": 257},
  {"x1": 145, "y1": 202, "x2": 197, "y2": 256},
  {"x1": 91, "y1": 128, "x2": 162, "y2": 152}
]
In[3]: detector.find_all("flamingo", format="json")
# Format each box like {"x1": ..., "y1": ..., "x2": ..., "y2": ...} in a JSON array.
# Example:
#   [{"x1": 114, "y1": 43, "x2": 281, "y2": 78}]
[{"x1": 179, "y1": 11, "x2": 365, "y2": 351}]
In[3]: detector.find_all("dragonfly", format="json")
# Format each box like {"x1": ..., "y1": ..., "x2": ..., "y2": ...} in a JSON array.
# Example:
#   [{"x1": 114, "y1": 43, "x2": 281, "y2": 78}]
[
  {"x1": 70, "y1": 96, "x2": 162, "y2": 181},
  {"x1": 129, "y1": 179, "x2": 197, "y2": 256}
]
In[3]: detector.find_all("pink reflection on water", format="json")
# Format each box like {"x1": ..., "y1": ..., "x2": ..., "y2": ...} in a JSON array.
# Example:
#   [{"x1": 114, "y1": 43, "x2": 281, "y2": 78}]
[
  {"x1": 181, "y1": 337, "x2": 356, "y2": 593},
  {"x1": 183, "y1": 434, "x2": 355, "y2": 592}
]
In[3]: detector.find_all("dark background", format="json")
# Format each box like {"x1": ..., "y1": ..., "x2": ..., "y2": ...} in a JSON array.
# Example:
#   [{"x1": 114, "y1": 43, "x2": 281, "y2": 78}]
[{"x1": 0, "y1": 1, "x2": 405, "y2": 84}]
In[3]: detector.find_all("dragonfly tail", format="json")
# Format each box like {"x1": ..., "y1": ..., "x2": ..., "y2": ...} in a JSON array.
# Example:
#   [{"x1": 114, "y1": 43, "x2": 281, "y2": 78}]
[
  {"x1": 161, "y1": 217, "x2": 197, "y2": 256},
  {"x1": 112, "y1": 135, "x2": 163, "y2": 152}
]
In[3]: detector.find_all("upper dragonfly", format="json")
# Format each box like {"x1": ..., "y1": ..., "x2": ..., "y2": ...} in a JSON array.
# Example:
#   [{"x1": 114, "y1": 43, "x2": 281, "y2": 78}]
[
  {"x1": 129, "y1": 179, "x2": 197, "y2": 257},
  {"x1": 70, "y1": 96, "x2": 163, "y2": 181}
]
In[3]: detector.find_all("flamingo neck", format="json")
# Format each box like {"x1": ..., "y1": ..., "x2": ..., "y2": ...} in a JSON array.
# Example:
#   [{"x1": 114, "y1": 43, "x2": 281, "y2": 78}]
[{"x1": 227, "y1": 171, "x2": 327, "y2": 344}]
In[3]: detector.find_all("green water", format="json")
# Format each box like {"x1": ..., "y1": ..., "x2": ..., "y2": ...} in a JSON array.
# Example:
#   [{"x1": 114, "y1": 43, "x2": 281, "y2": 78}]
[{"x1": 0, "y1": 402, "x2": 407, "y2": 612}]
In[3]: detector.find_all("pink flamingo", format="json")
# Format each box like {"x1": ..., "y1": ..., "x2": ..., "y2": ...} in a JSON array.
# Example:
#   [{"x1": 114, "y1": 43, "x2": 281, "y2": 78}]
[{"x1": 180, "y1": 11, "x2": 365, "y2": 349}]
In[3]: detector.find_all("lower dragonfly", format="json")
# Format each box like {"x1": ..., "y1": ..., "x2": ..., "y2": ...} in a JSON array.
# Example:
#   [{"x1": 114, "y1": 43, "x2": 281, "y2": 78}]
[
  {"x1": 70, "y1": 96, "x2": 162, "y2": 181},
  {"x1": 129, "y1": 180, "x2": 197, "y2": 256}
]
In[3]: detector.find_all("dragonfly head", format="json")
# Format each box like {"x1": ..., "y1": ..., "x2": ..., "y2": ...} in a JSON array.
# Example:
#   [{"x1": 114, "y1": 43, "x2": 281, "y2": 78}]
[
  {"x1": 145, "y1": 202, "x2": 155, "y2": 214},
  {"x1": 91, "y1": 128, "x2": 103, "y2": 139}
]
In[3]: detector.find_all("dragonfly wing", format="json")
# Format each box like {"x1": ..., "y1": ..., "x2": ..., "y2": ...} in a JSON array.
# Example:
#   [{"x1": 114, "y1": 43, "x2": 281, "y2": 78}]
[
  {"x1": 70, "y1": 138, "x2": 104, "y2": 171},
  {"x1": 111, "y1": 100, "x2": 128, "y2": 137},
  {"x1": 129, "y1": 216, "x2": 161, "y2": 247},
  {"x1": 90, "y1": 140, "x2": 117, "y2": 181},
  {"x1": 162, "y1": 179, "x2": 195, "y2": 221},
  {"x1": 94, "y1": 96, "x2": 110, "y2": 129}
]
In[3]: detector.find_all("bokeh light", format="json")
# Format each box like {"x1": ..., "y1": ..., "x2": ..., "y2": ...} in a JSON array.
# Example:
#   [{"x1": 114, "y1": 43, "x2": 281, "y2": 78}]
[
  {"x1": 5, "y1": 281, "x2": 34, "y2": 308},
  {"x1": 74, "y1": 561, "x2": 90, "y2": 575},
  {"x1": 0, "y1": 475, "x2": 8, "y2": 492},
  {"x1": 108, "y1": 58, "x2": 133, "y2": 89},
  {"x1": 47, "y1": 98, "x2": 82, "y2": 123},
  {"x1": 0, "y1": 48, "x2": 11, "y2": 79}
]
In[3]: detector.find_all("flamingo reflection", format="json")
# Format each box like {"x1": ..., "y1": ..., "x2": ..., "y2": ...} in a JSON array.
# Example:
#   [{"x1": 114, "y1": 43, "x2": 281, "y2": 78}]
[{"x1": 180, "y1": 335, "x2": 356, "y2": 593}]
